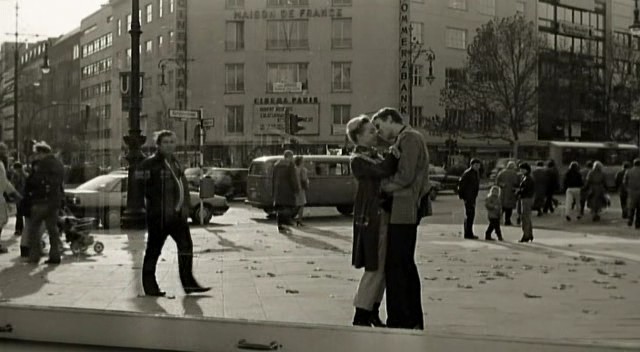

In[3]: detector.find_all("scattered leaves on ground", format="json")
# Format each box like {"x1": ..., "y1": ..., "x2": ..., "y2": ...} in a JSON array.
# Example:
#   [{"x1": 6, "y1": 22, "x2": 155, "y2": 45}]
[
  {"x1": 610, "y1": 295, "x2": 625, "y2": 300},
  {"x1": 603, "y1": 285, "x2": 617, "y2": 290},
  {"x1": 596, "y1": 268, "x2": 609, "y2": 276},
  {"x1": 267, "y1": 272, "x2": 276, "y2": 277},
  {"x1": 424, "y1": 276, "x2": 438, "y2": 281},
  {"x1": 285, "y1": 289, "x2": 299, "y2": 294},
  {"x1": 614, "y1": 260, "x2": 626, "y2": 265},
  {"x1": 457, "y1": 284, "x2": 473, "y2": 289},
  {"x1": 592, "y1": 279, "x2": 609, "y2": 285},
  {"x1": 445, "y1": 276, "x2": 459, "y2": 281},
  {"x1": 523, "y1": 292, "x2": 542, "y2": 299}
]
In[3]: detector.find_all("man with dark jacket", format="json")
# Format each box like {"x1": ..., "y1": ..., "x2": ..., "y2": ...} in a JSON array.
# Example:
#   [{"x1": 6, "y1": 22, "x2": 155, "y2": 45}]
[
  {"x1": 532, "y1": 161, "x2": 548, "y2": 216},
  {"x1": 616, "y1": 162, "x2": 631, "y2": 219},
  {"x1": 141, "y1": 130, "x2": 210, "y2": 296},
  {"x1": 543, "y1": 160, "x2": 559, "y2": 214},
  {"x1": 624, "y1": 159, "x2": 640, "y2": 229},
  {"x1": 10, "y1": 162, "x2": 27, "y2": 236},
  {"x1": 458, "y1": 159, "x2": 481, "y2": 239},
  {"x1": 26, "y1": 142, "x2": 65, "y2": 264},
  {"x1": 517, "y1": 163, "x2": 536, "y2": 242},
  {"x1": 272, "y1": 150, "x2": 300, "y2": 234}
]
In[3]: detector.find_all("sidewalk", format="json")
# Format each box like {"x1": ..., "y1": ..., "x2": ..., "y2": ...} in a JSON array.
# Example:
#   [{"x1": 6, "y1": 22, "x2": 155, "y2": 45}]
[{"x1": 1, "y1": 217, "x2": 640, "y2": 349}]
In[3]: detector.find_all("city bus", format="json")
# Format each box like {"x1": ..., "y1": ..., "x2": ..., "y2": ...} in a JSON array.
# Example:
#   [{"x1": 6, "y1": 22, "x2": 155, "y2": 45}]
[{"x1": 548, "y1": 141, "x2": 638, "y2": 189}]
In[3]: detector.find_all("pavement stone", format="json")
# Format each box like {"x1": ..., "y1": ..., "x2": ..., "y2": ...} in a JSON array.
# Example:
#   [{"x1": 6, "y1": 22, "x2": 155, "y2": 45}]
[{"x1": 1, "y1": 204, "x2": 640, "y2": 349}]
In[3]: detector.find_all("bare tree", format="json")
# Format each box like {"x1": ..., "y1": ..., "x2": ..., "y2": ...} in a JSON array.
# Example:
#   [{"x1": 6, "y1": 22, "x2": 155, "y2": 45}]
[{"x1": 439, "y1": 16, "x2": 545, "y2": 158}]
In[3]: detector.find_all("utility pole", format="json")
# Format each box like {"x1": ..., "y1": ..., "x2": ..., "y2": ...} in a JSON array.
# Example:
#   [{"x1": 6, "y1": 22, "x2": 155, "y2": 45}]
[
  {"x1": 13, "y1": 0, "x2": 19, "y2": 160},
  {"x1": 121, "y1": 0, "x2": 147, "y2": 229}
]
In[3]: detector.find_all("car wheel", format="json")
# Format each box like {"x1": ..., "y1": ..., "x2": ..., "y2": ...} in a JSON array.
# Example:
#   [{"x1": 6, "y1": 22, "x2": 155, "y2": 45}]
[
  {"x1": 102, "y1": 208, "x2": 121, "y2": 230},
  {"x1": 192, "y1": 204, "x2": 213, "y2": 225},
  {"x1": 336, "y1": 205, "x2": 354, "y2": 216}
]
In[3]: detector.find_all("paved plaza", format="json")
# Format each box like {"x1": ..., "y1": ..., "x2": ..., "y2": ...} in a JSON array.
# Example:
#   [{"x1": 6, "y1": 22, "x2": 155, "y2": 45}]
[{"x1": 1, "y1": 194, "x2": 640, "y2": 350}]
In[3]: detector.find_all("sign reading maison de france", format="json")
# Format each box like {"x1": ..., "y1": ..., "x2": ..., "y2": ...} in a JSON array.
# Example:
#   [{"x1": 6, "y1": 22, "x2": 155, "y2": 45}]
[
  {"x1": 233, "y1": 8, "x2": 343, "y2": 20},
  {"x1": 399, "y1": 0, "x2": 411, "y2": 119}
]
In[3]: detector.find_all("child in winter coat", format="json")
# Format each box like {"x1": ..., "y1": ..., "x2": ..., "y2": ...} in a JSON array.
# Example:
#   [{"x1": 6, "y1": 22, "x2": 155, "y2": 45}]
[{"x1": 485, "y1": 185, "x2": 504, "y2": 241}]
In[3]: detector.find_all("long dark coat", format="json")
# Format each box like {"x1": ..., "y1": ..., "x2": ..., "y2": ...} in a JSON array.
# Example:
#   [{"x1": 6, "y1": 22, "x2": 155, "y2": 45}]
[
  {"x1": 350, "y1": 147, "x2": 397, "y2": 271},
  {"x1": 272, "y1": 158, "x2": 300, "y2": 207},
  {"x1": 586, "y1": 168, "x2": 607, "y2": 213},
  {"x1": 532, "y1": 167, "x2": 548, "y2": 210}
]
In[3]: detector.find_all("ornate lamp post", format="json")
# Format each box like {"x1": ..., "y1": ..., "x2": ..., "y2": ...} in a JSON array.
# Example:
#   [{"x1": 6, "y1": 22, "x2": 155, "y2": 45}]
[{"x1": 121, "y1": 0, "x2": 147, "y2": 229}]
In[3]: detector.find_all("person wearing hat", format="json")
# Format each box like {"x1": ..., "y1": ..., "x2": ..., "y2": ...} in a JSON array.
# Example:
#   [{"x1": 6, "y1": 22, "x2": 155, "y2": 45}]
[
  {"x1": 516, "y1": 162, "x2": 535, "y2": 242},
  {"x1": 25, "y1": 141, "x2": 65, "y2": 264},
  {"x1": 457, "y1": 158, "x2": 482, "y2": 239}
]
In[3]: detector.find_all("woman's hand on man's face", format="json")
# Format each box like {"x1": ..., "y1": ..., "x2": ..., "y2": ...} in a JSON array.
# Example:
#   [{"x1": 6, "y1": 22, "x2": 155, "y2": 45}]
[{"x1": 389, "y1": 145, "x2": 401, "y2": 159}]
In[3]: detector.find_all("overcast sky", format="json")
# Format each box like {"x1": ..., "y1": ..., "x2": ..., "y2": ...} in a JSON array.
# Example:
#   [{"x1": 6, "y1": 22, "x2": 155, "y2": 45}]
[{"x1": 0, "y1": 0, "x2": 106, "y2": 43}]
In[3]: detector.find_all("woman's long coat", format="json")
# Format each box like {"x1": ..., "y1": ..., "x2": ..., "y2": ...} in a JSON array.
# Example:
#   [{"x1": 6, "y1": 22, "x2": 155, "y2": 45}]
[
  {"x1": 350, "y1": 148, "x2": 397, "y2": 271},
  {"x1": 586, "y1": 169, "x2": 607, "y2": 213},
  {"x1": 496, "y1": 168, "x2": 519, "y2": 209}
]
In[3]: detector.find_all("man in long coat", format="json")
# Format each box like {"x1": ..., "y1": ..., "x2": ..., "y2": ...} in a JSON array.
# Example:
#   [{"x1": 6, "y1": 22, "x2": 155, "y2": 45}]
[
  {"x1": 272, "y1": 150, "x2": 300, "y2": 233},
  {"x1": 458, "y1": 159, "x2": 482, "y2": 238},
  {"x1": 532, "y1": 161, "x2": 548, "y2": 216},
  {"x1": 495, "y1": 161, "x2": 519, "y2": 226},
  {"x1": 373, "y1": 107, "x2": 428, "y2": 330}
]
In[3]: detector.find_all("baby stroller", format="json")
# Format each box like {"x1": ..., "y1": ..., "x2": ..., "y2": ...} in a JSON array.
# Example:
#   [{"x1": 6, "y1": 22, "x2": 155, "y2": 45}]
[{"x1": 58, "y1": 208, "x2": 104, "y2": 255}]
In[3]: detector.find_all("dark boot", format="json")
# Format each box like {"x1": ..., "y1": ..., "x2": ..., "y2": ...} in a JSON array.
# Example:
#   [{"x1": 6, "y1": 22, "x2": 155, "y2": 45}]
[
  {"x1": 178, "y1": 252, "x2": 210, "y2": 294},
  {"x1": 370, "y1": 303, "x2": 386, "y2": 327},
  {"x1": 352, "y1": 308, "x2": 372, "y2": 327}
]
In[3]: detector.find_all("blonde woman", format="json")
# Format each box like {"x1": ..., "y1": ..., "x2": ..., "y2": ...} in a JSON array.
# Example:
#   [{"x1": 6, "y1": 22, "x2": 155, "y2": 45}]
[{"x1": 0, "y1": 142, "x2": 20, "y2": 254}]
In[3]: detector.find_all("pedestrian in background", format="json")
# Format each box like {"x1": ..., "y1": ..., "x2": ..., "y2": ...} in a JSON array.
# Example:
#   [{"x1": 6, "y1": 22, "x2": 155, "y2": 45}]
[
  {"x1": 532, "y1": 161, "x2": 548, "y2": 217},
  {"x1": 517, "y1": 163, "x2": 535, "y2": 243},
  {"x1": 544, "y1": 160, "x2": 560, "y2": 214},
  {"x1": 623, "y1": 158, "x2": 640, "y2": 229},
  {"x1": 141, "y1": 130, "x2": 210, "y2": 296},
  {"x1": 347, "y1": 115, "x2": 398, "y2": 328},
  {"x1": 484, "y1": 185, "x2": 503, "y2": 241},
  {"x1": 272, "y1": 150, "x2": 300, "y2": 234},
  {"x1": 563, "y1": 161, "x2": 583, "y2": 221},
  {"x1": 0, "y1": 142, "x2": 20, "y2": 254},
  {"x1": 495, "y1": 161, "x2": 519, "y2": 226},
  {"x1": 26, "y1": 142, "x2": 65, "y2": 264},
  {"x1": 293, "y1": 156, "x2": 309, "y2": 227},
  {"x1": 457, "y1": 159, "x2": 482, "y2": 240},
  {"x1": 373, "y1": 107, "x2": 428, "y2": 330},
  {"x1": 616, "y1": 162, "x2": 631, "y2": 219},
  {"x1": 586, "y1": 161, "x2": 608, "y2": 222},
  {"x1": 580, "y1": 160, "x2": 594, "y2": 217},
  {"x1": 10, "y1": 162, "x2": 27, "y2": 236}
]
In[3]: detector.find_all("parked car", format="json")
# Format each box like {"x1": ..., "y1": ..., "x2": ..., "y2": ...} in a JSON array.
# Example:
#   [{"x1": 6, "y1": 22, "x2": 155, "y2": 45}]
[
  {"x1": 65, "y1": 173, "x2": 229, "y2": 229},
  {"x1": 185, "y1": 167, "x2": 211, "y2": 190},
  {"x1": 247, "y1": 155, "x2": 356, "y2": 216},
  {"x1": 204, "y1": 168, "x2": 249, "y2": 201},
  {"x1": 428, "y1": 164, "x2": 460, "y2": 192}
]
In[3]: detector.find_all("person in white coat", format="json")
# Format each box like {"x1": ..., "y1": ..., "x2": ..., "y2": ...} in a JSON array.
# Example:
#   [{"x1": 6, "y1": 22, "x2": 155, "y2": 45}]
[{"x1": 0, "y1": 143, "x2": 20, "y2": 253}]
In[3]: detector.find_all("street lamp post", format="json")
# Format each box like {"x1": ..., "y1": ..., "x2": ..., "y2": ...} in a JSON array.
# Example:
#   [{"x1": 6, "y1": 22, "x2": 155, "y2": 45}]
[
  {"x1": 121, "y1": 0, "x2": 147, "y2": 229},
  {"x1": 408, "y1": 40, "x2": 436, "y2": 123},
  {"x1": 630, "y1": 0, "x2": 640, "y2": 153}
]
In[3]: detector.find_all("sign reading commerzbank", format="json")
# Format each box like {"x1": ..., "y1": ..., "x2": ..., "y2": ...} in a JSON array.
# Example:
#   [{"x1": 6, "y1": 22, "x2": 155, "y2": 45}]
[
  {"x1": 399, "y1": 0, "x2": 411, "y2": 119},
  {"x1": 233, "y1": 8, "x2": 344, "y2": 20}
]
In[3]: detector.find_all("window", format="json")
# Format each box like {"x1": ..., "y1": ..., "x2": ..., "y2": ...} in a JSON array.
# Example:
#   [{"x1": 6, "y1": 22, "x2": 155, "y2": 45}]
[
  {"x1": 448, "y1": 0, "x2": 466, "y2": 10},
  {"x1": 159, "y1": 0, "x2": 163, "y2": 17},
  {"x1": 226, "y1": 0, "x2": 244, "y2": 8},
  {"x1": 117, "y1": 19, "x2": 122, "y2": 36},
  {"x1": 267, "y1": 20, "x2": 309, "y2": 49},
  {"x1": 332, "y1": 105, "x2": 351, "y2": 125},
  {"x1": 332, "y1": 62, "x2": 351, "y2": 91},
  {"x1": 446, "y1": 28, "x2": 467, "y2": 49},
  {"x1": 445, "y1": 67, "x2": 465, "y2": 89},
  {"x1": 538, "y1": 2, "x2": 553, "y2": 27},
  {"x1": 413, "y1": 65, "x2": 423, "y2": 87},
  {"x1": 314, "y1": 162, "x2": 350, "y2": 176},
  {"x1": 267, "y1": 63, "x2": 308, "y2": 93},
  {"x1": 158, "y1": 35, "x2": 164, "y2": 49},
  {"x1": 169, "y1": 30, "x2": 175, "y2": 42},
  {"x1": 73, "y1": 45, "x2": 79, "y2": 59},
  {"x1": 145, "y1": 40, "x2": 153, "y2": 53},
  {"x1": 267, "y1": 0, "x2": 309, "y2": 6},
  {"x1": 411, "y1": 106, "x2": 423, "y2": 127},
  {"x1": 516, "y1": 1, "x2": 525, "y2": 15},
  {"x1": 226, "y1": 21, "x2": 245, "y2": 51},
  {"x1": 332, "y1": 18, "x2": 352, "y2": 48},
  {"x1": 127, "y1": 14, "x2": 132, "y2": 31},
  {"x1": 107, "y1": 15, "x2": 113, "y2": 23},
  {"x1": 411, "y1": 22, "x2": 424, "y2": 43},
  {"x1": 225, "y1": 64, "x2": 244, "y2": 93},
  {"x1": 170, "y1": 0, "x2": 174, "y2": 13},
  {"x1": 478, "y1": 0, "x2": 495, "y2": 16},
  {"x1": 332, "y1": 0, "x2": 351, "y2": 6},
  {"x1": 226, "y1": 106, "x2": 244, "y2": 134},
  {"x1": 146, "y1": 4, "x2": 153, "y2": 23}
]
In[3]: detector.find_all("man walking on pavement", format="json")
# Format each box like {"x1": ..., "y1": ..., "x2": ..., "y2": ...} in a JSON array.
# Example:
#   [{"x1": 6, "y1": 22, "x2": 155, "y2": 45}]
[
  {"x1": 458, "y1": 159, "x2": 482, "y2": 240},
  {"x1": 272, "y1": 150, "x2": 300, "y2": 234},
  {"x1": 141, "y1": 130, "x2": 210, "y2": 296},
  {"x1": 623, "y1": 158, "x2": 640, "y2": 229},
  {"x1": 373, "y1": 107, "x2": 428, "y2": 330},
  {"x1": 616, "y1": 162, "x2": 631, "y2": 219},
  {"x1": 26, "y1": 142, "x2": 64, "y2": 264}
]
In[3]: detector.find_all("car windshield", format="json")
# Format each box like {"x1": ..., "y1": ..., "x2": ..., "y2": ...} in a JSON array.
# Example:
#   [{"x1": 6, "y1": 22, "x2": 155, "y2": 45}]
[
  {"x1": 207, "y1": 170, "x2": 227, "y2": 179},
  {"x1": 185, "y1": 168, "x2": 203, "y2": 177},
  {"x1": 76, "y1": 175, "x2": 123, "y2": 191}
]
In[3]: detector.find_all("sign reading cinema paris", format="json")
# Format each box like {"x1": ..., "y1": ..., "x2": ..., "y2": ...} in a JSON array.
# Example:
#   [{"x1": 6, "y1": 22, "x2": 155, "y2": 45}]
[
  {"x1": 253, "y1": 97, "x2": 320, "y2": 136},
  {"x1": 399, "y1": 0, "x2": 411, "y2": 119}
]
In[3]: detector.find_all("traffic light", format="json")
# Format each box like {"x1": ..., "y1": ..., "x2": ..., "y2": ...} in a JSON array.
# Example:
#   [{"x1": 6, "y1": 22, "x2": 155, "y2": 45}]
[{"x1": 286, "y1": 112, "x2": 304, "y2": 135}]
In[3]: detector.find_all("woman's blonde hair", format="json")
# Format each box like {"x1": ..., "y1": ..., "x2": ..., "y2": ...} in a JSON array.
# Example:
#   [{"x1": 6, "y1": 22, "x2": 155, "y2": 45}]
[{"x1": 345, "y1": 115, "x2": 371, "y2": 144}]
